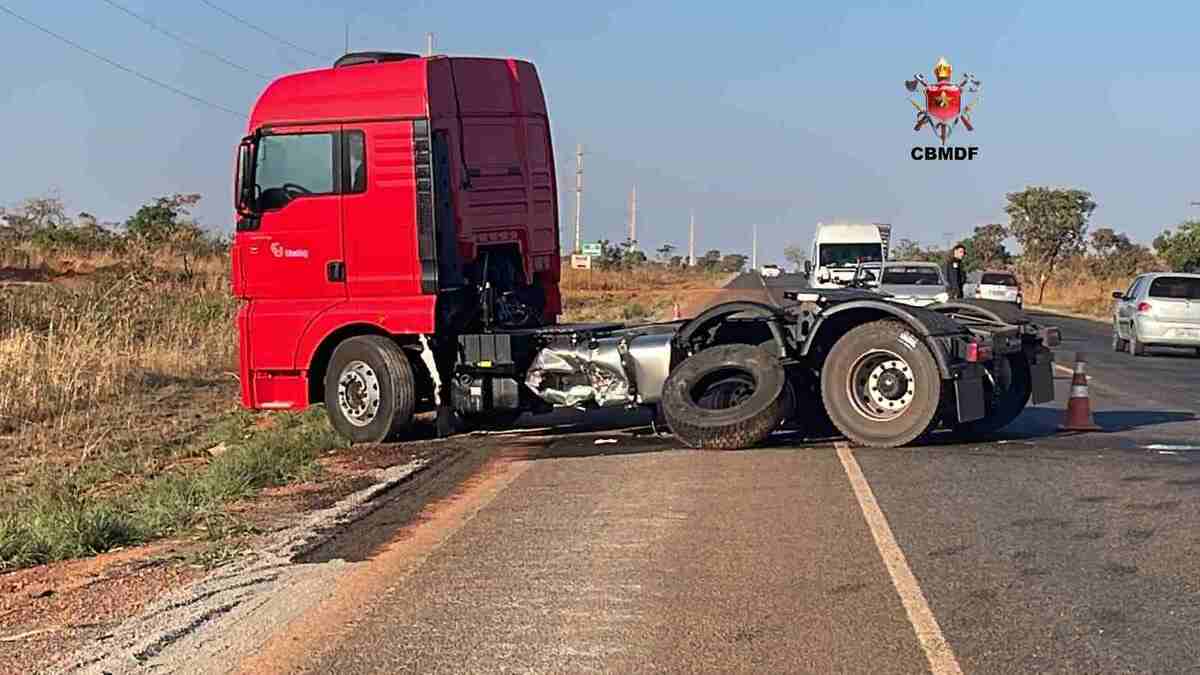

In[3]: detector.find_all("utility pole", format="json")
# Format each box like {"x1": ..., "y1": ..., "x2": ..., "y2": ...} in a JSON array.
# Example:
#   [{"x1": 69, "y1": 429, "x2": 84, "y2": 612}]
[
  {"x1": 426, "y1": 32, "x2": 434, "y2": 56},
  {"x1": 688, "y1": 209, "x2": 696, "y2": 267},
  {"x1": 573, "y1": 144, "x2": 584, "y2": 254},
  {"x1": 629, "y1": 186, "x2": 637, "y2": 248},
  {"x1": 752, "y1": 224, "x2": 758, "y2": 270}
]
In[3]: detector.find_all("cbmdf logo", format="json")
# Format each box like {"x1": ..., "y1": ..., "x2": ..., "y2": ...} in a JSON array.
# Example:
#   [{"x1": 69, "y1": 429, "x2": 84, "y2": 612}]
[{"x1": 905, "y1": 57, "x2": 981, "y2": 160}]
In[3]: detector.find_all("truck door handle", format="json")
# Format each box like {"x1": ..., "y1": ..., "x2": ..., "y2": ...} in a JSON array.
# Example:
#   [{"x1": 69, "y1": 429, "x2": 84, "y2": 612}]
[{"x1": 327, "y1": 261, "x2": 345, "y2": 282}]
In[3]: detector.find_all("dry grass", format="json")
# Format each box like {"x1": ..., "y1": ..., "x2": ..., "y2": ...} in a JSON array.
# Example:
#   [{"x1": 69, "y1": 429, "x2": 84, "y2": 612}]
[
  {"x1": 558, "y1": 264, "x2": 726, "y2": 322},
  {"x1": 0, "y1": 254, "x2": 235, "y2": 431},
  {"x1": 560, "y1": 264, "x2": 725, "y2": 292},
  {"x1": 1033, "y1": 275, "x2": 1128, "y2": 319}
]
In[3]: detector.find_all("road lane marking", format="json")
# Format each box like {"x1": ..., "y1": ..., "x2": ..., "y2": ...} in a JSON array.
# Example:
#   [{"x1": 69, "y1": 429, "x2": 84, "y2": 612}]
[{"x1": 836, "y1": 441, "x2": 964, "y2": 675}]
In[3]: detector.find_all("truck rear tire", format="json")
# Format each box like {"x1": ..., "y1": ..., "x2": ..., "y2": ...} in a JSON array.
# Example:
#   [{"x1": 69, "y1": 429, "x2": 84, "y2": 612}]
[
  {"x1": 324, "y1": 336, "x2": 416, "y2": 444},
  {"x1": 955, "y1": 352, "x2": 1032, "y2": 437},
  {"x1": 821, "y1": 320, "x2": 942, "y2": 448},
  {"x1": 661, "y1": 344, "x2": 786, "y2": 450}
]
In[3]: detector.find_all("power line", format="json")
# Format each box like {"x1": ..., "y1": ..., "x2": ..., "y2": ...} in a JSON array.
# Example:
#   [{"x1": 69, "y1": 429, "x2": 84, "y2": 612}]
[
  {"x1": 99, "y1": 0, "x2": 271, "y2": 80},
  {"x1": 197, "y1": 0, "x2": 330, "y2": 61},
  {"x1": 0, "y1": 3, "x2": 244, "y2": 118}
]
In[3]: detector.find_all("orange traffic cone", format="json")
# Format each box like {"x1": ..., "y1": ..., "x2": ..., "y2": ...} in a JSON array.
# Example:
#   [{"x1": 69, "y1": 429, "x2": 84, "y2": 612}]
[
  {"x1": 1059, "y1": 352, "x2": 1101, "y2": 432},
  {"x1": 672, "y1": 302, "x2": 681, "y2": 320}
]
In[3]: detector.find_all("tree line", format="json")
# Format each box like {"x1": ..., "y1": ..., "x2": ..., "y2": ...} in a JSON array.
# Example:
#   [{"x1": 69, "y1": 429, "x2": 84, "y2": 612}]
[{"x1": 589, "y1": 237, "x2": 749, "y2": 274}]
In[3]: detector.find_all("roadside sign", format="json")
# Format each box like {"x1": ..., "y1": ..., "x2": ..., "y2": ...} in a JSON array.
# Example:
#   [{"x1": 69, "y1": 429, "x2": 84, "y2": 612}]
[
  {"x1": 581, "y1": 242, "x2": 602, "y2": 257},
  {"x1": 570, "y1": 254, "x2": 592, "y2": 270}
]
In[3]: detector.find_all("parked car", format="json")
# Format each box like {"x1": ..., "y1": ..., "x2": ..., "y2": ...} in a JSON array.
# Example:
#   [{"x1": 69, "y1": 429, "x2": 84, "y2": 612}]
[
  {"x1": 760, "y1": 264, "x2": 782, "y2": 278},
  {"x1": 963, "y1": 270, "x2": 1022, "y2": 307},
  {"x1": 1112, "y1": 273, "x2": 1200, "y2": 356},
  {"x1": 878, "y1": 261, "x2": 949, "y2": 307}
]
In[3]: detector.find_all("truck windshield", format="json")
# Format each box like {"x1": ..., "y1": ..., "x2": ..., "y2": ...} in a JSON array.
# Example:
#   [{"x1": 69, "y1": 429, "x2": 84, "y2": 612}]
[
  {"x1": 882, "y1": 266, "x2": 942, "y2": 285},
  {"x1": 819, "y1": 244, "x2": 883, "y2": 267}
]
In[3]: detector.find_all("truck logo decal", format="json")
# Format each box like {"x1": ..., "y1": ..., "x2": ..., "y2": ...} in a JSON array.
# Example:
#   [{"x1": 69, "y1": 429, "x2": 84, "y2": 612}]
[{"x1": 269, "y1": 242, "x2": 310, "y2": 259}]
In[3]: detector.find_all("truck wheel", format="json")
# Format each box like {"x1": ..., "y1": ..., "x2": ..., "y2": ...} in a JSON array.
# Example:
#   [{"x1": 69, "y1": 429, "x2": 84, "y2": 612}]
[
  {"x1": 821, "y1": 321, "x2": 941, "y2": 448},
  {"x1": 661, "y1": 344, "x2": 786, "y2": 449},
  {"x1": 324, "y1": 336, "x2": 416, "y2": 444},
  {"x1": 955, "y1": 353, "x2": 1032, "y2": 437}
]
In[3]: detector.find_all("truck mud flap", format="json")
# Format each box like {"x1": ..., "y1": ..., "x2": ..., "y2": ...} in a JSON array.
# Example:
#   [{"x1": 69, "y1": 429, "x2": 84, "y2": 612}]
[
  {"x1": 954, "y1": 366, "x2": 986, "y2": 423},
  {"x1": 1030, "y1": 348, "x2": 1055, "y2": 405}
]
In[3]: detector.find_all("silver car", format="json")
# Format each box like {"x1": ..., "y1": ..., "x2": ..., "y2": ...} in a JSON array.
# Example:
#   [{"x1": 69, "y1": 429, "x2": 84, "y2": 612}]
[
  {"x1": 1112, "y1": 272, "x2": 1200, "y2": 356},
  {"x1": 878, "y1": 261, "x2": 949, "y2": 307}
]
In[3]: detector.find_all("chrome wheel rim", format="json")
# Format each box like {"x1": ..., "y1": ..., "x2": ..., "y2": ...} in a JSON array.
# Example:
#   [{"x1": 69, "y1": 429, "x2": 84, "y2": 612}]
[
  {"x1": 847, "y1": 349, "x2": 915, "y2": 421},
  {"x1": 337, "y1": 360, "x2": 381, "y2": 427}
]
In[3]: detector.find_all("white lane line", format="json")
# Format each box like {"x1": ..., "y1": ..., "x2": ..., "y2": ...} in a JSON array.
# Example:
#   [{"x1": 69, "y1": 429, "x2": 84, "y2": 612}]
[{"x1": 836, "y1": 441, "x2": 964, "y2": 675}]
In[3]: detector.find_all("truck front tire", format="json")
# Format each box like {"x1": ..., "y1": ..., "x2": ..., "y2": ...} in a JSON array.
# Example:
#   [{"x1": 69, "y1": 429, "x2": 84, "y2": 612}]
[
  {"x1": 324, "y1": 336, "x2": 416, "y2": 444},
  {"x1": 821, "y1": 320, "x2": 942, "y2": 448},
  {"x1": 661, "y1": 344, "x2": 786, "y2": 450}
]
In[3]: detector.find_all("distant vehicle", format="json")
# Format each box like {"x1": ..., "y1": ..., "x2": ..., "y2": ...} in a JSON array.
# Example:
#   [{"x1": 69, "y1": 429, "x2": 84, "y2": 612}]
[
  {"x1": 804, "y1": 222, "x2": 892, "y2": 289},
  {"x1": 963, "y1": 270, "x2": 1022, "y2": 307},
  {"x1": 878, "y1": 262, "x2": 949, "y2": 307},
  {"x1": 1112, "y1": 273, "x2": 1200, "y2": 357},
  {"x1": 760, "y1": 264, "x2": 782, "y2": 278}
]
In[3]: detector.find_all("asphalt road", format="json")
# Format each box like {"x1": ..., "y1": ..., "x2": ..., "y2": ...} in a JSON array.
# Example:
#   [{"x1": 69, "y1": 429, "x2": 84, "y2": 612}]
[{"x1": 241, "y1": 273, "x2": 1200, "y2": 674}]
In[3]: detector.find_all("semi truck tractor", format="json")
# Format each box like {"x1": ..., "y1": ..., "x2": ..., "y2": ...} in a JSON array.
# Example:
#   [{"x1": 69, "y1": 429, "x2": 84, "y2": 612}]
[{"x1": 230, "y1": 52, "x2": 1058, "y2": 449}]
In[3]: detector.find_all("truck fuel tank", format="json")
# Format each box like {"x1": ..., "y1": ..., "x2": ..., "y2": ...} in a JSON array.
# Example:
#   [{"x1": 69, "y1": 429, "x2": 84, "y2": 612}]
[{"x1": 525, "y1": 331, "x2": 674, "y2": 408}]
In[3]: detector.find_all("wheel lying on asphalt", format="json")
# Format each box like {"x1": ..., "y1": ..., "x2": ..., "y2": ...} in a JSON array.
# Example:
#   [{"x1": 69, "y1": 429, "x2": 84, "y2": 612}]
[
  {"x1": 955, "y1": 352, "x2": 1031, "y2": 437},
  {"x1": 661, "y1": 343, "x2": 787, "y2": 449},
  {"x1": 821, "y1": 320, "x2": 942, "y2": 448},
  {"x1": 324, "y1": 335, "x2": 416, "y2": 444}
]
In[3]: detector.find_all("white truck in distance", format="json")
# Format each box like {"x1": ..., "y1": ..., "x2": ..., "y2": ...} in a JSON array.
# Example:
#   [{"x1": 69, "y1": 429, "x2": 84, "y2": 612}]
[{"x1": 804, "y1": 222, "x2": 893, "y2": 289}]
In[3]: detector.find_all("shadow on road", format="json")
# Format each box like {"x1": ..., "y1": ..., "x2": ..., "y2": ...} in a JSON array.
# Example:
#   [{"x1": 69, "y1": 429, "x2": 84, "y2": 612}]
[{"x1": 996, "y1": 407, "x2": 1197, "y2": 438}]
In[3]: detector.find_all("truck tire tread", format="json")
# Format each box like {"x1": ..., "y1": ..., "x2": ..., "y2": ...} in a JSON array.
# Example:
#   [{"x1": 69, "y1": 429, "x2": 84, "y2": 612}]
[
  {"x1": 661, "y1": 344, "x2": 786, "y2": 450},
  {"x1": 821, "y1": 320, "x2": 942, "y2": 448},
  {"x1": 325, "y1": 335, "x2": 416, "y2": 444}
]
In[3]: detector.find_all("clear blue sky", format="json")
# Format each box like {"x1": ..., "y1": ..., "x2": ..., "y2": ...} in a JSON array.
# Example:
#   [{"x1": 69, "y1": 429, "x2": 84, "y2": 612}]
[{"x1": 2, "y1": 1, "x2": 1198, "y2": 264}]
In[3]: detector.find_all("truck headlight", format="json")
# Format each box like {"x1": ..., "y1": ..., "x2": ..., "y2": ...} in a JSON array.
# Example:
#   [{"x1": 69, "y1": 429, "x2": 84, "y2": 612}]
[{"x1": 935, "y1": 292, "x2": 949, "y2": 303}]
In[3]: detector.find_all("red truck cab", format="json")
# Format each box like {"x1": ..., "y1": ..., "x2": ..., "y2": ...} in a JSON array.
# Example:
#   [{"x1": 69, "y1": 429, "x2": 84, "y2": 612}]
[{"x1": 231, "y1": 52, "x2": 561, "y2": 418}]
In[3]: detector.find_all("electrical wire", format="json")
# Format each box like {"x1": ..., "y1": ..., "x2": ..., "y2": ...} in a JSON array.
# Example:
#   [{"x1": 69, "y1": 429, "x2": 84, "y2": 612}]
[
  {"x1": 196, "y1": 0, "x2": 331, "y2": 61},
  {"x1": 99, "y1": 0, "x2": 271, "y2": 80},
  {"x1": 0, "y1": 3, "x2": 244, "y2": 119}
]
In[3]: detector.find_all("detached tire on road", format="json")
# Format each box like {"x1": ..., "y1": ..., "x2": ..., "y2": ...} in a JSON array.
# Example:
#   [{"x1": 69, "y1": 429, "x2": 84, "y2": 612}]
[
  {"x1": 821, "y1": 320, "x2": 942, "y2": 448},
  {"x1": 662, "y1": 344, "x2": 786, "y2": 450},
  {"x1": 324, "y1": 335, "x2": 416, "y2": 444}
]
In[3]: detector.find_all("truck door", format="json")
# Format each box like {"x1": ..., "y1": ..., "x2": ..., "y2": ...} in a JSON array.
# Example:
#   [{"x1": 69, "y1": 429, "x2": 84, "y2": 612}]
[
  {"x1": 237, "y1": 125, "x2": 346, "y2": 369},
  {"x1": 239, "y1": 126, "x2": 346, "y2": 301}
]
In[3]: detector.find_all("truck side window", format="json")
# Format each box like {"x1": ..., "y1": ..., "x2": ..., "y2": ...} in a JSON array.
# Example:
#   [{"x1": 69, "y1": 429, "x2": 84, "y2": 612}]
[
  {"x1": 345, "y1": 131, "x2": 366, "y2": 193},
  {"x1": 255, "y1": 132, "x2": 335, "y2": 210}
]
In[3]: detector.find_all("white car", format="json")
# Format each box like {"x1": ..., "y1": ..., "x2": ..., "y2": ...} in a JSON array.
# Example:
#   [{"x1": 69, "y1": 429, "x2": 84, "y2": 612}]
[
  {"x1": 1112, "y1": 272, "x2": 1200, "y2": 357},
  {"x1": 878, "y1": 261, "x2": 949, "y2": 307},
  {"x1": 963, "y1": 270, "x2": 1023, "y2": 307},
  {"x1": 760, "y1": 264, "x2": 782, "y2": 278}
]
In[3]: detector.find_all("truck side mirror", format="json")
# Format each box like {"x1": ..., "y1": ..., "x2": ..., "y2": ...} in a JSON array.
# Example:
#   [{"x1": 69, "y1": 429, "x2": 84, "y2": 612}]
[
  {"x1": 803, "y1": 260, "x2": 812, "y2": 278},
  {"x1": 235, "y1": 137, "x2": 257, "y2": 215},
  {"x1": 1111, "y1": 291, "x2": 1125, "y2": 300}
]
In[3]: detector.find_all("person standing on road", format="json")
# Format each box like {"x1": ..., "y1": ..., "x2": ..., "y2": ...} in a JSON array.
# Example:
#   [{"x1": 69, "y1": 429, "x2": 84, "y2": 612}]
[{"x1": 944, "y1": 244, "x2": 967, "y2": 299}]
